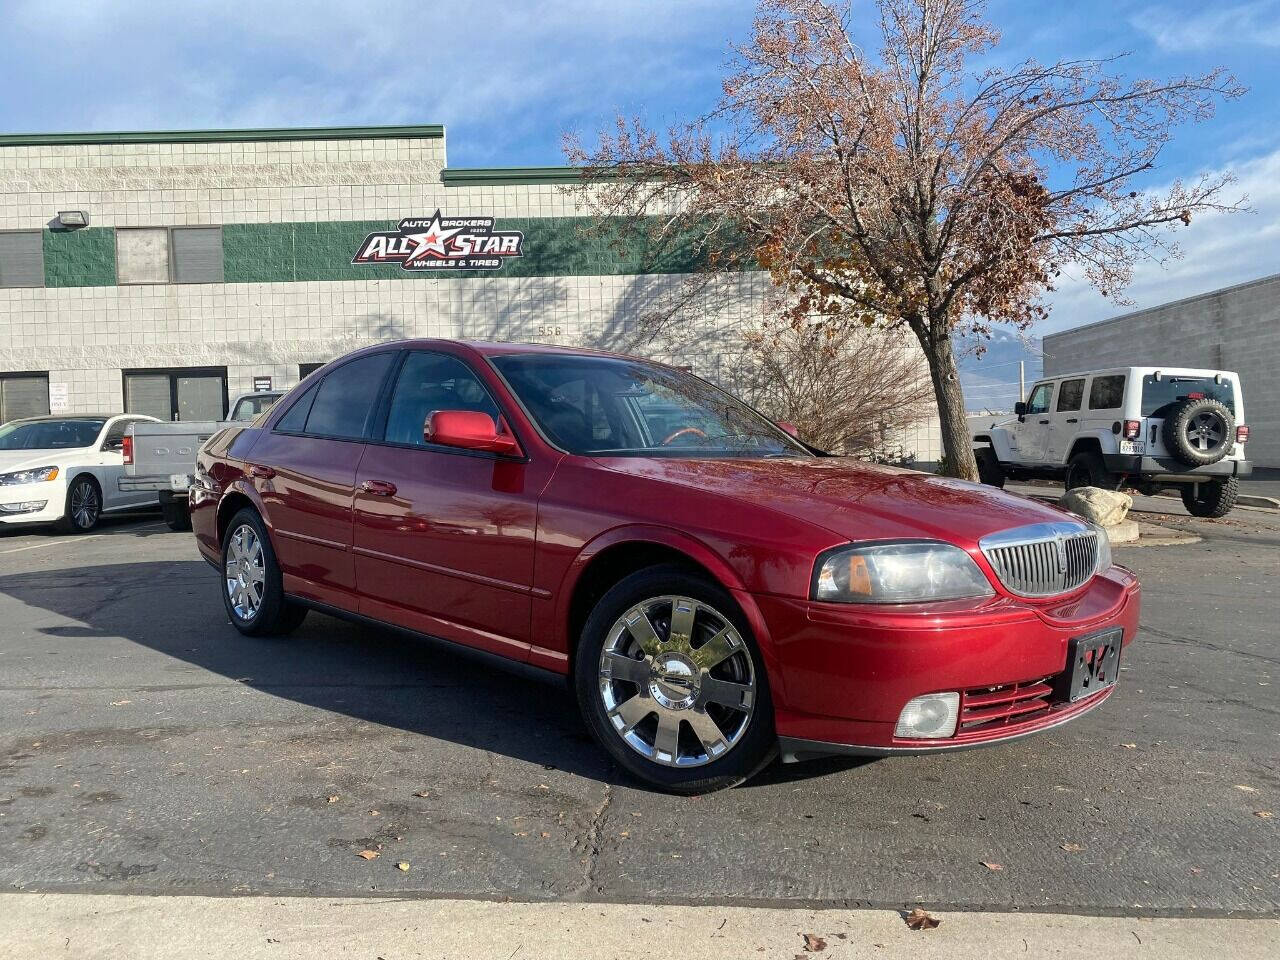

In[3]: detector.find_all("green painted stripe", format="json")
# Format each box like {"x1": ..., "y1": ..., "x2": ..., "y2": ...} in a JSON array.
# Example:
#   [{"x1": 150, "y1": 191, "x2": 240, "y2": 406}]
[
  {"x1": 223, "y1": 217, "x2": 727, "y2": 283},
  {"x1": 0, "y1": 124, "x2": 444, "y2": 148},
  {"x1": 43, "y1": 227, "x2": 116, "y2": 287},
  {"x1": 442, "y1": 167, "x2": 589, "y2": 186}
]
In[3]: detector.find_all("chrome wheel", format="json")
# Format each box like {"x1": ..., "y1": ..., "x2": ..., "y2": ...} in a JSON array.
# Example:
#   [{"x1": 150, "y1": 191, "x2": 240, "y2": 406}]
[
  {"x1": 225, "y1": 523, "x2": 266, "y2": 621},
  {"x1": 70, "y1": 480, "x2": 100, "y2": 529},
  {"x1": 597, "y1": 595, "x2": 756, "y2": 768}
]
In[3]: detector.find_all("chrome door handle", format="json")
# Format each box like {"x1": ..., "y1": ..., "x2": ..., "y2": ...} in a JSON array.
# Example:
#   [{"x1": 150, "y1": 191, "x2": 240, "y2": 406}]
[
  {"x1": 361, "y1": 480, "x2": 397, "y2": 497},
  {"x1": 247, "y1": 464, "x2": 275, "y2": 480}
]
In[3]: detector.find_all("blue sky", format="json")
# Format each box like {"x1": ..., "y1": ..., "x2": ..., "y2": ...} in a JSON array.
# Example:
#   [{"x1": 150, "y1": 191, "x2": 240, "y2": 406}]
[{"x1": 2, "y1": 0, "x2": 1277, "y2": 350}]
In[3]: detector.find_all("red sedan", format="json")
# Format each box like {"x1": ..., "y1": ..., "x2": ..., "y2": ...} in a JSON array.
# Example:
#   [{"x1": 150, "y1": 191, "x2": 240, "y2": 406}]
[{"x1": 192, "y1": 340, "x2": 1139, "y2": 793}]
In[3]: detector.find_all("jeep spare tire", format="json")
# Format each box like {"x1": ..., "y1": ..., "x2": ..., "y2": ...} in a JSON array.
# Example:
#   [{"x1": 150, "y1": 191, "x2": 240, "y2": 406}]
[{"x1": 1162, "y1": 397, "x2": 1234, "y2": 466}]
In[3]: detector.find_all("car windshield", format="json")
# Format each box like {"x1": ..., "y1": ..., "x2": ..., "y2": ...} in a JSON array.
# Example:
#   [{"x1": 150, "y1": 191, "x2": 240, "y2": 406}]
[
  {"x1": 1141, "y1": 375, "x2": 1234, "y2": 417},
  {"x1": 491, "y1": 354, "x2": 811, "y2": 458},
  {"x1": 0, "y1": 418, "x2": 107, "y2": 450}
]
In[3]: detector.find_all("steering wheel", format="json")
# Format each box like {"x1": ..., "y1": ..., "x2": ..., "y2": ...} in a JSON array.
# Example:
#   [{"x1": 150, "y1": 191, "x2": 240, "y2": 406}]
[{"x1": 661, "y1": 426, "x2": 708, "y2": 446}]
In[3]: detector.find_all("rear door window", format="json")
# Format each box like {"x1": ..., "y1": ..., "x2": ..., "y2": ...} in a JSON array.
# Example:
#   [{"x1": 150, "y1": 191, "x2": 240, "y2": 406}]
[
  {"x1": 1141, "y1": 375, "x2": 1234, "y2": 417},
  {"x1": 1088, "y1": 375, "x2": 1125, "y2": 410},
  {"x1": 1056, "y1": 379, "x2": 1085, "y2": 412},
  {"x1": 302, "y1": 353, "x2": 396, "y2": 440}
]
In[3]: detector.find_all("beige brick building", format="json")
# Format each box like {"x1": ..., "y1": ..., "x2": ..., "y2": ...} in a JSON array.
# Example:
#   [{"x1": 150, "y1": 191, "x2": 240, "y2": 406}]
[{"x1": 0, "y1": 124, "x2": 941, "y2": 462}]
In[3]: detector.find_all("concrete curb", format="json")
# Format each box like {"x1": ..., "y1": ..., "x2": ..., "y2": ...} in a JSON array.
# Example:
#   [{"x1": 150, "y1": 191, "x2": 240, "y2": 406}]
[{"x1": 0, "y1": 893, "x2": 1277, "y2": 960}]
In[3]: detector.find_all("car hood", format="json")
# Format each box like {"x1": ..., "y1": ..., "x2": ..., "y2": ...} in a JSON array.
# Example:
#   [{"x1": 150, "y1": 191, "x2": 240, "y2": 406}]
[
  {"x1": 591, "y1": 455, "x2": 1074, "y2": 546},
  {"x1": 0, "y1": 448, "x2": 86, "y2": 474}
]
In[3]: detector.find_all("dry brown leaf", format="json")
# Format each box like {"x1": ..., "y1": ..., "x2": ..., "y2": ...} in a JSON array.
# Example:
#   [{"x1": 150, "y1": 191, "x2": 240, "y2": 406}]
[
  {"x1": 1255, "y1": 811, "x2": 1274, "y2": 819},
  {"x1": 1121, "y1": 743, "x2": 1137, "y2": 749},
  {"x1": 413, "y1": 790, "x2": 430, "y2": 798},
  {"x1": 802, "y1": 933, "x2": 827, "y2": 952},
  {"x1": 396, "y1": 861, "x2": 410, "y2": 872},
  {"x1": 981, "y1": 861, "x2": 1004, "y2": 871},
  {"x1": 357, "y1": 849, "x2": 379, "y2": 860},
  {"x1": 904, "y1": 908, "x2": 940, "y2": 930},
  {"x1": 326, "y1": 795, "x2": 339, "y2": 804},
  {"x1": 1060, "y1": 843, "x2": 1084, "y2": 852},
  {"x1": 1233, "y1": 785, "x2": 1257, "y2": 793}
]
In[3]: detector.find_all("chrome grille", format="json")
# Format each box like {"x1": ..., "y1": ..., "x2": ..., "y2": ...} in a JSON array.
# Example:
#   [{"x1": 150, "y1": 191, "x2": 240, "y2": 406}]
[{"x1": 979, "y1": 521, "x2": 1099, "y2": 598}]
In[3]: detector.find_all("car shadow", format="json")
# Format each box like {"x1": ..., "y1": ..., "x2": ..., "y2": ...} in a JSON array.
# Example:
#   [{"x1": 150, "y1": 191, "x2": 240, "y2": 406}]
[
  {"x1": 0, "y1": 508, "x2": 165, "y2": 541},
  {"x1": 1, "y1": 558, "x2": 618, "y2": 783}
]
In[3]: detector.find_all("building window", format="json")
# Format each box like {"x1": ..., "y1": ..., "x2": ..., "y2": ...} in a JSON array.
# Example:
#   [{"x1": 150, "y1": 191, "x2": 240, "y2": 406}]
[
  {"x1": 0, "y1": 231, "x2": 44, "y2": 288},
  {"x1": 299, "y1": 362, "x2": 327, "y2": 379},
  {"x1": 0, "y1": 372, "x2": 50, "y2": 422},
  {"x1": 123, "y1": 367, "x2": 228, "y2": 422},
  {"x1": 116, "y1": 226, "x2": 225, "y2": 285}
]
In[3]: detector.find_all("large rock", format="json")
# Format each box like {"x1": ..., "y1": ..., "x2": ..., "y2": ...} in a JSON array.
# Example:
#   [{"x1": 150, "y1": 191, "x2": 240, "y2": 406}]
[{"x1": 1059, "y1": 486, "x2": 1133, "y2": 527}]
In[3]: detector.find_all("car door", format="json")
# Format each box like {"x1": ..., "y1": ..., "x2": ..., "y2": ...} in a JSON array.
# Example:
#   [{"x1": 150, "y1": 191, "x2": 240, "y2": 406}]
[
  {"x1": 1013, "y1": 381, "x2": 1054, "y2": 463},
  {"x1": 352, "y1": 349, "x2": 543, "y2": 661},
  {"x1": 1047, "y1": 377, "x2": 1085, "y2": 464},
  {"x1": 249, "y1": 350, "x2": 397, "y2": 610}
]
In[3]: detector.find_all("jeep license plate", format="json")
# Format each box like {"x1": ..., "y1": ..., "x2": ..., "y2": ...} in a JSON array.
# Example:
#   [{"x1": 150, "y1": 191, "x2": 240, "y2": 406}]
[
  {"x1": 1063, "y1": 629, "x2": 1122, "y2": 702},
  {"x1": 1119, "y1": 440, "x2": 1144, "y2": 455}
]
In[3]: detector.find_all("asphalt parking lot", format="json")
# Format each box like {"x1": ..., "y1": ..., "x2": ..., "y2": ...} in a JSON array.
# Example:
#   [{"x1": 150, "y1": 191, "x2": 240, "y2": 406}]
[{"x1": 0, "y1": 502, "x2": 1277, "y2": 917}]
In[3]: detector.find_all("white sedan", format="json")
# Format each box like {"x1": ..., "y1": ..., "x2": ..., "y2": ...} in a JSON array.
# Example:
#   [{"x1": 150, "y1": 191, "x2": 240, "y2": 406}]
[{"x1": 0, "y1": 414, "x2": 161, "y2": 533}]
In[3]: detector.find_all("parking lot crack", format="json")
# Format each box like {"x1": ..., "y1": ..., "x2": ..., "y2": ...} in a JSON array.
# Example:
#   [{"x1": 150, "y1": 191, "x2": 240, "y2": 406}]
[{"x1": 570, "y1": 782, "x2": 614, "y2": 899}]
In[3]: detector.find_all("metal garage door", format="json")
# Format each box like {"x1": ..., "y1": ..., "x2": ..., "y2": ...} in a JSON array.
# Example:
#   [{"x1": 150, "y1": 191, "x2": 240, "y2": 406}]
[{"x1": 0, "y1": 374, "x2": 50, "y2": 423}]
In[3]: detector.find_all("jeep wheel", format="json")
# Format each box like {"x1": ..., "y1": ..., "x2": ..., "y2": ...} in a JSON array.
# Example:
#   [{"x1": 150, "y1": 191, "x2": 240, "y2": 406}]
[
  {"x1": 1181, "y1": 477, "x2": 1239, "y2": 518},
  {"x1": 975, "y1": 448, "x2": 1005, "y2": 488},
  {"x1": 1163, "y1": 397, "x2": 1234, "y2": 466},
  {"x1": 1065, "y1": 450, "x2": 1115, "y2": 491}
]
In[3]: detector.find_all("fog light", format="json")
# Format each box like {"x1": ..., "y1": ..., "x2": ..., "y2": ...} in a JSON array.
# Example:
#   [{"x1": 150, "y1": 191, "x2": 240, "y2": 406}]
[
  {"x1": 0, "y1": 501, "x2": 48, "y2": 515},
  {"x1": 894, "y1": 692, "x2": 960, "y2": 739}
]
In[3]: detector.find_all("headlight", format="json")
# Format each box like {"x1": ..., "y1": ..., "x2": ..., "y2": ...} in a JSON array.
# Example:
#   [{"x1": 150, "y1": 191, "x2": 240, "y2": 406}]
[
  {"x1": 1091, "y1": 522, "x2": 1113, "y2": 574},
  {"x1": 0, "y1": 466, "x2": 59, "y2": 486},
  {"x1": 813, "y1": 541, "x2": 994, "y2": 604}
]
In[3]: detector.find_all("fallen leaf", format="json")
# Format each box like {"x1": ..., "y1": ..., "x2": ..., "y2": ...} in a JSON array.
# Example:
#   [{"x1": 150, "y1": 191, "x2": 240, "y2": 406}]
[
  {"x1": 357, "y1": 850, "x2": 379, "y2": 860},
  {"x1": 1121, "y1": 743, "x2": 1137, "y2": 749},
  {"x1": 110, "y1": 700, "x2": 131, "y2": 706},
  {"x1": 413, "y1": 791, "x2": 430, "y2": 798},
  {"x1": 1060, "y1": 843, "x2": 1084, "y2": 852},
  {"x1": 396, "y1": 861, "x2": 410, "y2": 872},
  {"x1": 904, "y1": 908, "x2": 940, "y2": 930},
  {"x1": 369, "y1": 810, "x2": 380, "y2": 817},
  {"x1": 802, "y1": 933, "x2": 827, "y2": 952},
  {"x1": 540, "y1": 832, "x2": 550, "y2": 838},
  {"x1": 1234, "y1": 785, "x2": 1257, "y2": 793},
  {"x1": 326, "y1": 795, "x2": 339, "y2": 804},
  {"x1": 1255, "y1": 811, "x2": 1274, "y2": 819},
  {"x1": 981, "y1": 861, "x2": 1004, "y2": 871}
]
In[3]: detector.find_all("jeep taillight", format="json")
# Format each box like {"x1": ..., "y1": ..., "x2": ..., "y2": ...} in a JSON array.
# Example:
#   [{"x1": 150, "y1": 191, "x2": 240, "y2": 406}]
[
  {"x1": 1237, "y1": 425, "x2": 1249, "y2": 444},
  {"x1": 1123, "y1": 420, "x2": 1142, "y2": 440},
  {"x1": 122, "y1": 435, "x2": 133, "y2": 465}
]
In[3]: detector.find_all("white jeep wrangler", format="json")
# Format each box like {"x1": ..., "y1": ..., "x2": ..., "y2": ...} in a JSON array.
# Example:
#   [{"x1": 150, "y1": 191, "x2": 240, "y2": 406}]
[{"x1": 971, "y1": 366, "x2": 1252, "y2": 517}]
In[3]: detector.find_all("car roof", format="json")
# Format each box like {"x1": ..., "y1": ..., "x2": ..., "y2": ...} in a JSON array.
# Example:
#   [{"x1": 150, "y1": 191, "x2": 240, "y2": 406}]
[
  {"x1": 367, "y1": 338, "x2": 640, "y2": 361},
  {"x1": 1037, "y1": 366, "x2": 1240, "y2": 381}
]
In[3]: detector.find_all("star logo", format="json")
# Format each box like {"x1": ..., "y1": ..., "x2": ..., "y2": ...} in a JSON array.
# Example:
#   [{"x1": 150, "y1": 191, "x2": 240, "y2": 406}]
[{"x1": 402, "y1": 211, "x2": 463, "y2": 264}]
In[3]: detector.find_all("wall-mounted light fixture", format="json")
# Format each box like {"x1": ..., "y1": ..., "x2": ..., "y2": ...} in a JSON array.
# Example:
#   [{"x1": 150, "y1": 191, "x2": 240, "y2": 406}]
[{"x1": 57, "y1": 210, "x2": 89, "y2": 229}]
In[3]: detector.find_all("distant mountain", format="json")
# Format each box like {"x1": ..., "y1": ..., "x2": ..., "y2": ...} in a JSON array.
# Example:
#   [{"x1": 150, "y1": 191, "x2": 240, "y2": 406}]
[{"x1": 954, "y1": 329, "x2": 1043, "y2": 413}]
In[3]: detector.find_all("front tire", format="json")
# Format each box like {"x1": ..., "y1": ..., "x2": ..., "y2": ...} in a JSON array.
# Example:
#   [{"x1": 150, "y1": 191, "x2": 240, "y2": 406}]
[
  {"x1": 975, "y1": 448, "x2": 1005, "y2": 488},
  {"x1": 221, "y1": 508, "x2": 308, "y2": 636},
  {"x1": 1065, "y1": 450, "x2": 1115, "y2": 491},
  {"x1": 1181, "y1": 477, "x2": 1238, "y2": 518},
  {"x1": 57, "y1": 476, "x2": 102, "y2": 534},
  {"x1": 574, "y1": 564, "x2": 776, "y2": 794}
]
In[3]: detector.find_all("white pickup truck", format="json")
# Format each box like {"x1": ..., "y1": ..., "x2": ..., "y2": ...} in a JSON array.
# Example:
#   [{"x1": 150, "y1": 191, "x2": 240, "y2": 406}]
[
  {"x1": 971, "y1": 366, "x2": 1253, "y2": 517},
  {"x1": 119, "y1": 391, "x2": 283, "y2": 530}
]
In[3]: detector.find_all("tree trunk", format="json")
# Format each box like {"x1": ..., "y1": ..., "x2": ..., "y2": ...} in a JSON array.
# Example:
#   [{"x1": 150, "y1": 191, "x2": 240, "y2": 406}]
[{"x1": 918, "y1": 327, "x2": 979, "y2": 481}]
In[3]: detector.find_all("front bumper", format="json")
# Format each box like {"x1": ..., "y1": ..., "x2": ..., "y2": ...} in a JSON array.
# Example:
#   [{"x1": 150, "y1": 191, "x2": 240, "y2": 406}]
[
  {"x1": 759, "y1": 566, "x2": 1141, "y2": 759},
  {"x1": 1104, "y1": 454, "x2": 1252, "y2": 480},
  {"x1": 0, "y1": 479, "x2": 66, "y2": 525}
]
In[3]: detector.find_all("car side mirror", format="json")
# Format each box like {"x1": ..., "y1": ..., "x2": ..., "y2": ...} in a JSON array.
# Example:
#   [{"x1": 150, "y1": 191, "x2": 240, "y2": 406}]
[
  {"x1": 775, "y1": 421, "x2": 800, "y2": 438},
  {"x1": 1013, "y1": 401, "x2": 1026, "y2": 420},
  {"x1": 425, "y1": 410, "x2": 523, "y2": 457}
]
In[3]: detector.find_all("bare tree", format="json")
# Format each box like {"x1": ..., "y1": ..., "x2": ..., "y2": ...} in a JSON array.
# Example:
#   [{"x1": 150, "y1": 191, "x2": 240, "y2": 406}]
[{"x1": 566, "y1": 0, "x2": 1245, "y2": 479}]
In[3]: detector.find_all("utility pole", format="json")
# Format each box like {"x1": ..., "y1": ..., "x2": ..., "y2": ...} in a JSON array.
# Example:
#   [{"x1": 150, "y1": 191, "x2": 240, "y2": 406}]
[{"x1": 1018, "y1": 360, "x2": 1025, "y2": 403}]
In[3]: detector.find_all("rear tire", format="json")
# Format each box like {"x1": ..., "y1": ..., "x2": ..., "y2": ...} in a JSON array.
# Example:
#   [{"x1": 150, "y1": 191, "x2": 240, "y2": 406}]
[
  {"x1": 1181, "y1": 477, "x2": 1238, "y2": 518},
  {"x1": 574, "y1": 563, "x2": 776, "y2": 794},
  {"x1": 220, "y1": 507, "x2": 308, "y2": 636},
  {"x1": 975, "y1": 448, "x2": 1005, "y2": 488},
  {"x1": 57, "y1": 475, "x2": 102, "y2": 534},
  {"x1": 162, "y1": 501, "x2": 192, "y2": 532},
  {"x1": 1065, "y1": 450, "x2": 1115, "y2": 491}
]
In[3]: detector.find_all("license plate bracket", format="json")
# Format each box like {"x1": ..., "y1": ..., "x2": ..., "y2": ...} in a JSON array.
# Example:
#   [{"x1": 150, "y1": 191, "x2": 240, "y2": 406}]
[{"x1": 1058, "y1": 628, "x2": 1122, "y2": 702}]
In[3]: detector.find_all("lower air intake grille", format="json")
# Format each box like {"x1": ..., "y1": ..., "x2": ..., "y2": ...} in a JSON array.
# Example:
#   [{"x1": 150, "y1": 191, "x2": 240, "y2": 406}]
[{"x1": 959, "y1": 677, "x2": 1055, "y2": 732}]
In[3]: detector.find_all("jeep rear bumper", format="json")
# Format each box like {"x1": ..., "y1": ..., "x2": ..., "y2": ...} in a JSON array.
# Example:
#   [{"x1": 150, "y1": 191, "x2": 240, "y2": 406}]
[{"x1": 1104, "y1": 455, "x2": 1252, "y2": 481}]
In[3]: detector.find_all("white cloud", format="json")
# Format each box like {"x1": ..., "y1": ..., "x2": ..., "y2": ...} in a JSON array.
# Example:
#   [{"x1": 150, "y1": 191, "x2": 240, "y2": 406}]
[
  {"x1": 3, "y1": 1, "x2": 753, "y2": 163},
  {"x1": 1130, "y1": 1, "x2": 1280, "y2": 51},
  {"x1": 1039, "y1": 147, "x2": 1280, "y2": 336}
]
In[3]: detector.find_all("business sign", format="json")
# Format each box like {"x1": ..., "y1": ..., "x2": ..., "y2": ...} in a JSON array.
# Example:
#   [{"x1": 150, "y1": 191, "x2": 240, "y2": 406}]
[
  {"x1": 353, "y1": 210, "x2": 524, "y2": 272},
  {"x1": 49, "y1": 382, "x2": 69, "y2": 413},
  {"x1": 253, "y1": 376, "x2": 273, "y2": 392}
]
